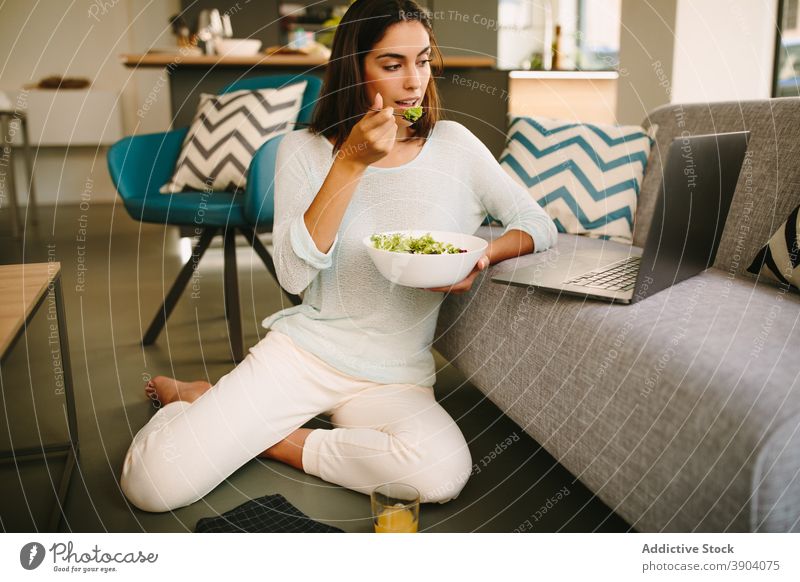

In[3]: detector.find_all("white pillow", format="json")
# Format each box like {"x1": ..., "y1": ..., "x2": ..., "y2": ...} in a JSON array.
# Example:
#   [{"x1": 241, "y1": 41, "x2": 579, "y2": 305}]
[
  {"x1": 747, "y1": 203, "x2": 800, "y2": 292},
  {"x1": 160, "y1": 81, "x2": 307, "y2": 194},
  {"x1": 499, "y1": 115, "x2": 652, "y2": 243}
]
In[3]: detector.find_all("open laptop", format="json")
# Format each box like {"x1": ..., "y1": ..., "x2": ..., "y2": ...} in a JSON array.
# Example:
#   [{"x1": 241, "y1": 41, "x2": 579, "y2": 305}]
[{"x1": 491, "y1": 131, "x2": 751, "y2": 304}]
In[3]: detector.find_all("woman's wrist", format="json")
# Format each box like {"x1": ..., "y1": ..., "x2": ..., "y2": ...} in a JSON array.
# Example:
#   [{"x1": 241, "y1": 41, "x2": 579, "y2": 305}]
[
  {"x1": 487, "y1": 230, "x2": 534, "y2": 264},
  {"x1": 485, "y1": 242, "x2": 494, "y2": 265},
  {"x1": 333, "y1": 154, "x2": 369, "y2": 175},
  {"x1": 333, "y1": 140, "x2": 371, "y2": 173}
]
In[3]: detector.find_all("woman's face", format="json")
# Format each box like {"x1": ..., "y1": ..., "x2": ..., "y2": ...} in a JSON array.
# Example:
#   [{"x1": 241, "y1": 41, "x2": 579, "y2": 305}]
[{"x1": 362, "y1": 20, "x2": 431, "y2": 112}]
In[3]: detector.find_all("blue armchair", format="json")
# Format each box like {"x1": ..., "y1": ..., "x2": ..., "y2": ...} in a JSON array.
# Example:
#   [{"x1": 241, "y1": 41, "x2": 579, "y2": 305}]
[{"x1": 107, "y1": 74, "x2": 321, "y2": 362}]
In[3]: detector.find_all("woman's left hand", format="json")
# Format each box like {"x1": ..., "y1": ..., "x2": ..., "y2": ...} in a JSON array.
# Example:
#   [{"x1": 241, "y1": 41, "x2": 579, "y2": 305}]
[{"x1": 425, "y1": 256, "x2": 490, "y2": 294}]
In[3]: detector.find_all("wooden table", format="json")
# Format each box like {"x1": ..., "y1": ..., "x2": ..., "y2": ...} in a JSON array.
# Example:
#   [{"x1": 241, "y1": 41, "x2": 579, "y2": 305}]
[{"x1": 0, "y1": 262, "x2": 79, "y2": 531}]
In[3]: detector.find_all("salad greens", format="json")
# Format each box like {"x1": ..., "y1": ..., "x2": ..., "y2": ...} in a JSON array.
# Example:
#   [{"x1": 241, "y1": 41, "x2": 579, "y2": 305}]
[
  {"x1": 370, "y1": 232, "x2": 466, "y2": 254},
  {"x1": 402, "y1": 105, "x2": 423, "y2": 123}
]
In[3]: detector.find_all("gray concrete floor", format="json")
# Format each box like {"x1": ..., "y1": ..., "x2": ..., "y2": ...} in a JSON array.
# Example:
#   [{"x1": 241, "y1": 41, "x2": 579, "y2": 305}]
[{"x1": 0, "y1": 204, "x2": 630, "y2": 533}]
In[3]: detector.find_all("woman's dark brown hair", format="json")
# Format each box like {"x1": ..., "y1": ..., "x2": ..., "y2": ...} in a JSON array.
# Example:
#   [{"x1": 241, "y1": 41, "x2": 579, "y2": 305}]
[{"x1": 309, "y1": 0, "x2": 443, "y2": 154}]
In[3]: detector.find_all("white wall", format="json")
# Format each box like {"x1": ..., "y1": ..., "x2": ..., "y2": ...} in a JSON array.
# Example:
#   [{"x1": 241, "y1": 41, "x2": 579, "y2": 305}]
[
  {"x1": 671, "y1": 0, "x2": 777, "y2": 103},
  {"x1": 617, "y1": 0, "x2": 778, "y2": 124},
  {"x1": 616, "y1": 0, "x2": 678, "y2": 125},
  {"x1": 0, "y1": 0, "x2": 180, "y2": 206}
]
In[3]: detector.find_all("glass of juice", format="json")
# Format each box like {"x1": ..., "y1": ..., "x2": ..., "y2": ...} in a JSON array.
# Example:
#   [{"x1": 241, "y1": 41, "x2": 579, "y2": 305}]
[{"x1": 370, "y1": 483, "x2": 420, "y2": 533}]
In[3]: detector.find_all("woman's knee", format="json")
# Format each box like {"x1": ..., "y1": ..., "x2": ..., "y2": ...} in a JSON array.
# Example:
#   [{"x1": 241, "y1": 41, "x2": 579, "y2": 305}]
[
  {"x1": 119, "y1": 432, "x2": 196, "y2": 513},
  {"x1": 405, "y1": 438, "x2": 473, "y2": 504}
]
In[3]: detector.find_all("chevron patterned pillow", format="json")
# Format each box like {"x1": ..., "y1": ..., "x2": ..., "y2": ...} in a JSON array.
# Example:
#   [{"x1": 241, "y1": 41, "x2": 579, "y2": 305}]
[
  {"x1": 499, "y1": 116, "x2": 652, "y2": 244},
  {"x1": 160, "y1": 81, "x2": 307, "y2": 194},
  {"x1": 747, "y1": 203, "x2": 800, "y2": 291}
]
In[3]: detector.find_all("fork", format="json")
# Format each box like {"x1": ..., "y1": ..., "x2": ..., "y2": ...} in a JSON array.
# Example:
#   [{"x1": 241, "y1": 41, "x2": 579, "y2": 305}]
[
  {"x1": 286, "y1": 107, "x2": 424, "y2": 128},
  {"x1": 368, "y1": 108, "x2": 425, "y2": 120}
]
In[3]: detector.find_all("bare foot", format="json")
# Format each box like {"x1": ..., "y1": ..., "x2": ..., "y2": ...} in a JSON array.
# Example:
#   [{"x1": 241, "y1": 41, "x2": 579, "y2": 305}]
[{"x1": 145, "y1": 376, "x2": 212, "y2": 408}]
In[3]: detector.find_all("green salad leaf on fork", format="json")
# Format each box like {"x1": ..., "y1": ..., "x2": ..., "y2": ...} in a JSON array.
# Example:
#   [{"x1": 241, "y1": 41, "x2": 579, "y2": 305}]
[
  {"x1": 402, "y1": 106, "x2": 423, "y2": 123},
  {"x1": 370, "y1": 232, "x2": 466, "y2": 254}
]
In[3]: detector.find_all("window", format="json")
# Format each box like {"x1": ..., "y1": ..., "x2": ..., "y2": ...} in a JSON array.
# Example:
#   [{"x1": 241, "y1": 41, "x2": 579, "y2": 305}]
[
  {"x1": 496, "y1": 0, "x2": 621, "y2": 71},
  {"x1": 775, "y1": 0, "x2": 800, "y2": 97},
  {"x1": 575, "y1": 0, "x2": 621, "y2": 70},
  {"x1": 787, "y1": 0, "x2": 799, "y2": 28}
]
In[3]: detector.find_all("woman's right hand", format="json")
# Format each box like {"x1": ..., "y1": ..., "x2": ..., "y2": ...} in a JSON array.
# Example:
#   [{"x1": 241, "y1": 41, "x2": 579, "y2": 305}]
[{"x1": 336, "y1": 92, "x2": 397, "y2": 168}]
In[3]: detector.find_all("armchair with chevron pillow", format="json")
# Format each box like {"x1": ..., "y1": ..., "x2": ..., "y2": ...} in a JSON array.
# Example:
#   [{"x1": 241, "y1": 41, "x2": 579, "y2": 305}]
[
  {"x1": 498, "y1": 115, "x2": 653, "y2": 244},
  {"x1": 160, "y1": 80, "x2": 307, "y2": 194}
]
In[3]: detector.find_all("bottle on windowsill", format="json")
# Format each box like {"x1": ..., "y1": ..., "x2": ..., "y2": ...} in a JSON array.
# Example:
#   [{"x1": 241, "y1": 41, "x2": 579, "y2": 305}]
[{"x1": 551, "y1": 24, "x2": 562, "y2": 70}]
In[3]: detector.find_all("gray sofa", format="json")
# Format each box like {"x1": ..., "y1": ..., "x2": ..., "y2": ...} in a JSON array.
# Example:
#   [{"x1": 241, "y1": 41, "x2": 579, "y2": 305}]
[{"x1": 434, "y1": 98, "x2": 800, "y2": 532}]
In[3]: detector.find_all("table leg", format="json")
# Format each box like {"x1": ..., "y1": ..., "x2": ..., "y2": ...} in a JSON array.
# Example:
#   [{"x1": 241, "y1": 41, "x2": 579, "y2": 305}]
[
  {"x1": 223, "y1": 227, "x2": 243, "y2": 363},
  {"x1": 48, "y1": 274, "x2": 79, "y2": 531},
  {"x1": 0, "y1": 115, "x2": 22, "y2": 238},
  {"x1": 20, "y1": 115, "x2": 38, "y2": 226},
  {"x1": 54, "y1": 274, "x2": 78, "y2": 455}
]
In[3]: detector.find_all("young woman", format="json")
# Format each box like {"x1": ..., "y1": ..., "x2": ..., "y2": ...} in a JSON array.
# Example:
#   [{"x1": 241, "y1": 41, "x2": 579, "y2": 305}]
[{"x1": 120, "y1": 0, "x2": 557, "y2": 513}]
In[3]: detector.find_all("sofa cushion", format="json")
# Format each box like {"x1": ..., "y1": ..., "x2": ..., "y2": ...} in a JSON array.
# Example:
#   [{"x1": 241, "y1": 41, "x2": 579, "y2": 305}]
[
  {"x1": 499, "y1": 115, "x2": 651, "y2": 244},
  {"x1": 435, "y1": 227, "x2": 800, "y2": 531},
  {"x1": 747, "y1": 203, "x2": 799, "y2": 292},
  {"x1": 160, "y1": 81, "x2": 307, "y2": 194},
  {"x1": 636, "y1": 99, "x2": 800, "y2": 288}
]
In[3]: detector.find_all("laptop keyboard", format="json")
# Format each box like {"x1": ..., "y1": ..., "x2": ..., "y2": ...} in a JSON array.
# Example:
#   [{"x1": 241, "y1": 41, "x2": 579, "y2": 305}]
[{"x1": 563, "y1": 256, "x2": 641, "y2": 292}]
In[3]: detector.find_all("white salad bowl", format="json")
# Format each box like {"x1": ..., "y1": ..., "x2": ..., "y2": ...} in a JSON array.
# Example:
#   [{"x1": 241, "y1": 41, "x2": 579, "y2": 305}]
[{"x1": 363, "y1": 230, "x2": 489, "y2": 289}]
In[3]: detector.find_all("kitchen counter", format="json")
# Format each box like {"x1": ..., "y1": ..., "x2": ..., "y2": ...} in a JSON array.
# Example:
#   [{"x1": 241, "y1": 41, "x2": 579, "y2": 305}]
[
  {"x1": 123, "y1": 51, "x2": 508, "y2": 155},
  {"x1": 120, "y1": 53, "x2": 496, "y2": 69},
  {"x1": 121, "y1": 53, "x2": 619, "y2": 154},
  {"x1": 507, "y1": 70, "x2": 620, "y2": 80},
  {"x1": 506, "y1": 70, "x2": 619, "y2": 124}
]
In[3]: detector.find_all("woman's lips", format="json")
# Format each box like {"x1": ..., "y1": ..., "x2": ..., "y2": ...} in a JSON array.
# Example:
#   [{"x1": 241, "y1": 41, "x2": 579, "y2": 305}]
[{"x1": 394, "y1": 98, "x2": 419, "y2": 108}]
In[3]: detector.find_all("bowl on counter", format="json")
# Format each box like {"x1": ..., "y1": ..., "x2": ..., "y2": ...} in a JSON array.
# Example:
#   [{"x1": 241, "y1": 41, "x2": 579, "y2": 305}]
[{"x1": 214, "y1": 38, "x2": 263, "y2": 56}]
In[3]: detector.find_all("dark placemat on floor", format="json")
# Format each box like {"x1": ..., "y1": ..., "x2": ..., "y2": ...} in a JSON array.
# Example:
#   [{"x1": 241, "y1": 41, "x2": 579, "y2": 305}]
[{"x1": 195, "y1": 494, "x2": 344, "y2": 533}]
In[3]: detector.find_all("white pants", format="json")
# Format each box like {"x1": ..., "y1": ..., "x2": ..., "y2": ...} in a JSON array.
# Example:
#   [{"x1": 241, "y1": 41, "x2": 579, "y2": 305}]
[{"x1": 120, "y1": 330, "x2": 473, "y2": 512}]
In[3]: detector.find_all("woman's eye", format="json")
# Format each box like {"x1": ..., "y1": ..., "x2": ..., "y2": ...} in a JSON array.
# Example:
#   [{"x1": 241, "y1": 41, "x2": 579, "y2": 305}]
[{"x1": 384, "y1": 60, "x2": 430, "y2": 71}]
